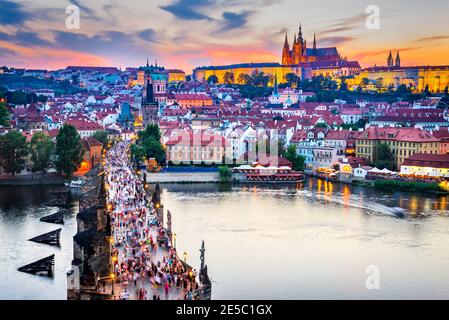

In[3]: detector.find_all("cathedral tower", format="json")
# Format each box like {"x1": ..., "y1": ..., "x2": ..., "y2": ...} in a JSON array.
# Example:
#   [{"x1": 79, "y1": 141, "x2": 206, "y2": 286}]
[
  {"x1": 282, "y1": 33, "x2": 291, "y2": 65},
  {"x1": 293, "y1": 23, "x2": 305, "y2": 64},
  {"x1": 395, "y1": 52, "x2": 401, "y2": 67},
  {"x1": 387, "y1": 51, "x2": 394, "y2": 67}
]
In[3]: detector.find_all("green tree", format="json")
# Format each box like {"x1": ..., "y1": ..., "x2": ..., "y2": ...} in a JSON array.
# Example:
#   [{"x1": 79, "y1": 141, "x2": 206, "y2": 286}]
[
  {"x1": 374, "y1": 143, "x2": 395, "y2": 170},
  {"x1": 0, "y1": 100, "x2": 10, "y2": 127},
  {"x1": 55, "y1": 124, "x2": 83, "y2": 176},
  {"x1": 30, "y1": 132, "x2": 54, "y2": 172},
  {"x1": 285, "y1": 73, "x2": 300, "y2": 88},
  {"x1": 132, "y1": 124, "x2": 165, "y2": 165},
  {"x1": 356, "y1": 118, "x2": 368, "y2": 129},
  {"x1": 223, "y1": 72, "x2": 234, "y2": 84},
  {"x1": 207, "y1": 75, "x2": 219, "y2": 84},
  {"x1": 93, "y1": 131, "x2": 109, "y2": 147},
  {"x1": 359, "y1": 78, "x2": 370, "y2": 89},
  {"x1": 0, "y1": 131, "x2": 29, "y2": 176},
  {"x1": 283, "y1": 144, "x2": 305, "y2": 171},
  {"x1": 218, "y1": 165, "x2": 232, "y2": 182},
  {"x1": 300, "y1": 75, "x2": 337, "y2": 92},
  {"x1": 339, "y1": 78, "x2": 348, "y2": 91},
  {"x1": 237, "y1": 73, "x2": 251, "y2": 85}
]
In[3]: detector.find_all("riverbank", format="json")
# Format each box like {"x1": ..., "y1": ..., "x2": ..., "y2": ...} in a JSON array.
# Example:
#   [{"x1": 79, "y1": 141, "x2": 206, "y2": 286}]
[
  {"x1": 0, "y1": 174, "x2": 65, "y2": 186},
  {"x1": 373, "y1": 179, "x2": 449, "y2": 194}
]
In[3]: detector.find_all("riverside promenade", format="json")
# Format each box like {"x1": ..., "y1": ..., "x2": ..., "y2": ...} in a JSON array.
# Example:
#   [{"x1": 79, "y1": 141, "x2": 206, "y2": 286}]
[{"x1": 104, "y1": 141, "x2": 211, "y2": 300}]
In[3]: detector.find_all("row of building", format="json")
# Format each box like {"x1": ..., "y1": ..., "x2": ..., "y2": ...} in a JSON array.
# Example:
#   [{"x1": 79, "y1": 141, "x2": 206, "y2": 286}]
[{"x1": 193, "y1": 23, "x2": 449, "y2": 93}]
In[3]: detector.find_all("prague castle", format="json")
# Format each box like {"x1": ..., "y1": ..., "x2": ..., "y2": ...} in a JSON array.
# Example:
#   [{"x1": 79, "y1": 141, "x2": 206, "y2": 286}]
[
  {"x1": 282, "y1": 24, "x2": 340, "y2": 65},
  {"x1": 194, "y1": 23, "x2": 361, "y2": 85},
  {"x1": 193, "y1": 22, "x2": 449, "y2": 93}
]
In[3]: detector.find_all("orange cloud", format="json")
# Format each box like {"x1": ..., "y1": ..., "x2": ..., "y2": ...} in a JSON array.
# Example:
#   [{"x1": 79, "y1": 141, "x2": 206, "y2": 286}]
[{"x1": 0, "y1": 41, "x2": 112, "y2": 69}]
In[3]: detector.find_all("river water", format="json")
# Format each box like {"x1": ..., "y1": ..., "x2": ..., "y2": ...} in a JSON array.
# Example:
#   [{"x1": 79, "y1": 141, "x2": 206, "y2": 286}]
[{"x1": 1, "y1": 180, "x2": 449, "y2": 299}]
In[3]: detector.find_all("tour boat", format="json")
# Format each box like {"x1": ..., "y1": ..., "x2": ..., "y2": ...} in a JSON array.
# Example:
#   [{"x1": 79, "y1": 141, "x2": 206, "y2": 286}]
[{"x1": 65, "y1": 179, "x2": 84, "y2": 188}]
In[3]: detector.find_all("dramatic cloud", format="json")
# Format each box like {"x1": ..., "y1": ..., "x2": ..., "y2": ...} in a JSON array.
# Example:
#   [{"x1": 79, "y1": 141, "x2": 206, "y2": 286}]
[
  {"x1": 220, "y1": 11, "x2": 253, "y2": 31},
  {"x1": 317, "y1": 36, "x2": 356, "y2": 47},
  {"x1": 415, "y1": 35, "x2": 449, "y2": 43},
  {"x1": 138, "y1": 29, "x2": 157, "y2": 42},
  {"x1": 319, "y1": 13, "x2": 369, "y2": 36},
  {"x1": 160, "y1": 0, "x2": 214, "y2": 20},
  {"x1": 69, "y1": 0, "x2": 96, "y2": 17},
  {"x1": 0, "y1": 0, "x2": 29, "y2": 26},
  {"x1": 52, "y1": 30, "x2": 143, "y2": 56}
]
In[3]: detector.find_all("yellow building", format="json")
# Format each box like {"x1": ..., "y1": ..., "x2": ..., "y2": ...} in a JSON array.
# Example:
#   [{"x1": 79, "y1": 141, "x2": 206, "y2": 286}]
[
  {"x1": 355, "y1": 127, "x2": 441, "y2": 169},
  {"x1": 346, "y1": 66, "x2": 449, "y2": 93},
  {"x1": 165, "y1": 69, "x2": 186, "y2": 83},
  {"x1": 194, "y1": 63, "x2": 302, "y2": 86}
]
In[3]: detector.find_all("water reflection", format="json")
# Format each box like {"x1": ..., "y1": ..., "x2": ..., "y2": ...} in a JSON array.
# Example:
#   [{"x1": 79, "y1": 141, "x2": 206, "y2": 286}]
[
  {"x1": 2, "y1": 179, "x2": 449, "y2": 299},
  {"x1": 161, "y1": 179, "x2": 449, "y2": 299}
]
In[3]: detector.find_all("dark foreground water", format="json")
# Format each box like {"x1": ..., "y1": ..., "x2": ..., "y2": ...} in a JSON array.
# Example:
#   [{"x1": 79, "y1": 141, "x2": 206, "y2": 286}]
[
  {"x1": 0, "y1": 186, "x2": 78, "y2": 300},
  {"x1": 1, "y1": 180, "x2": 449, "y2": 299}
]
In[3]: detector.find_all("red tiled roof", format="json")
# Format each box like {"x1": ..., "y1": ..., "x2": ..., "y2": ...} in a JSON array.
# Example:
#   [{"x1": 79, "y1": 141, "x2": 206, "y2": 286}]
[
  {"x1": 355, "y1": 127, "x2": 440, "y2": 142},
  {"x1": 402, "y1": 153, "x2": 449, "y2": 168},
  {"x1": 65, "y1": 119, "x2": 104, "y2": 131}
]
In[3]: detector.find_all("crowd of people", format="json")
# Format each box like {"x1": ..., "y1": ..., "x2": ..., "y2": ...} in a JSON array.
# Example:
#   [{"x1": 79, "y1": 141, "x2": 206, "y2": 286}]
[{"x1": 104, "y1": 141, "x2": 199, "y2": 300}]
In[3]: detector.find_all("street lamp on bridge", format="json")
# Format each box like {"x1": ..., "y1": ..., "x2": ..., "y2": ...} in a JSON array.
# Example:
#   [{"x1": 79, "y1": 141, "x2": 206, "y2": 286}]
[{"x1": 173, "y1": 233, "x2": 177, "y2": 249}]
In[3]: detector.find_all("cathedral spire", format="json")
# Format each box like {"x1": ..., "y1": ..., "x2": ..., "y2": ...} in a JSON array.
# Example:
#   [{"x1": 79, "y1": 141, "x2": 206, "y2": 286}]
[
  {"x1": 298, "y1": 22, "x2": 303, "y2": 42},
  {"x1": 284, "y1": 33, "x2": 289, "y2": 48},
  {"x1": 387, "y1": 51, "x2": 394, "y2": 67},
  {"x1": 313, "y1": 33, "x2": 317, "y2": 49},
  {"x1": 395, "y1": 51, "x2": 401, "y2": 67},
  {"x1": 146, "y1": 58, "x2": 149, "y2": 68},
  {"x1": 293, "y1": 33, "x2": 296, "y2": 44}
]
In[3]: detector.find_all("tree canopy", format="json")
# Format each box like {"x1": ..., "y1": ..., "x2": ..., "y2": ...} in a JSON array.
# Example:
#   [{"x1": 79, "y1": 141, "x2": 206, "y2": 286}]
[
  {"x1": 223, "y1": 72, "x2": 234, "y2": 84},
  {"x1": 55, "y1": 124, "x2": 83, "y2": 176},
  {"x1": 206, "y1": 75, "x2": 218, "y2": 84},
  {"x1": 0, "y1": 131, "x2": 29, "y2": 176},
  {"x1": 132, "y1": 124, "x2": 165, "y2": 165},
  {"x1": 283, "y1": 144, "x2": 305, "y2": 171},
  {"x1": 93, "y1": 131, "x2": 109, "y2": 147},
  {"x1": 374, "y1": 143, "x2": 395, "y2": 170},
  {"x1": 30, "y1": 132, "x2": 54, "y2": 172},
  {"x1": 0, "y1": 100, "x2": 10, "y2": 127},
  {"x1": 284, "y1": 73, "x2": 301, "y2": 88}
]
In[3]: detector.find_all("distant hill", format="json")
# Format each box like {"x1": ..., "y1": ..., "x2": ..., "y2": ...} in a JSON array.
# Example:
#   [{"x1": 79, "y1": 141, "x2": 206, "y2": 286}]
[{"x1": 0, "y1": 74, "x2": 84, "y2": 96}]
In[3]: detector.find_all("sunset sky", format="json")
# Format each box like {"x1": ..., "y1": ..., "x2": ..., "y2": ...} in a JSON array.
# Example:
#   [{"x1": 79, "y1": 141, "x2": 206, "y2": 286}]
[{"x1": 1, "y1": 0, "x2": 449, "y2": 73}]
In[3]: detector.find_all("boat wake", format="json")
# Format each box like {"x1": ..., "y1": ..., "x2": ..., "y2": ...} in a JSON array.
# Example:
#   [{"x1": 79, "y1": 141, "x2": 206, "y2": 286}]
[{"x1": 298, "y1": 189, "x2": 407, "y2": 218}]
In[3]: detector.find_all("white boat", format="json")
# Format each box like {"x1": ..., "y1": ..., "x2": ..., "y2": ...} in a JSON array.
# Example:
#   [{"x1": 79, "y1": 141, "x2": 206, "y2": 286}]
[{"x1": 65, "y1": 179, "x2": 84, "y2": 188}]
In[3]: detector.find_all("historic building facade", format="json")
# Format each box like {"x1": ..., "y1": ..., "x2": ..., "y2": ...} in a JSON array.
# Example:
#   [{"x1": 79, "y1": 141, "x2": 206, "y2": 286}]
[
  {"x1": 346, "y1": 52, "x2": 449, "y2": 93},
  {"x1": 282, "y1": 24, "x2": 340, "y2": 65},
  {"x1": 193, "y1": 23, "x2": 361, "y2": 85}
]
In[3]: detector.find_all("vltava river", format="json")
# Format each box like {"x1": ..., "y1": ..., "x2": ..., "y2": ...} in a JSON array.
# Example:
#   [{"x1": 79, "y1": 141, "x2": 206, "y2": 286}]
[{"x1": 1, "y1": 180, "x2": 449, "y2": 299}]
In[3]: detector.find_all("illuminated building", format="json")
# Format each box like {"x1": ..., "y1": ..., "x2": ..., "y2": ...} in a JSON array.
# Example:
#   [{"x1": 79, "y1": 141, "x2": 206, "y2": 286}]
[
  {"x1": 193, "y1": 23, "x2": 360, "y2": 85},
  {"x1": 400, "y1": 153, "x2": 449, "y2": 178},
  {"x1": 354, "y1": 127, "x2": 441, "y2": 169},
  {"x1": 165, "y1": 69, "x2": 186, "y2": 83},
  {"x1": 345, "y1": 52, "x2": 449, "y2": 93}
]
